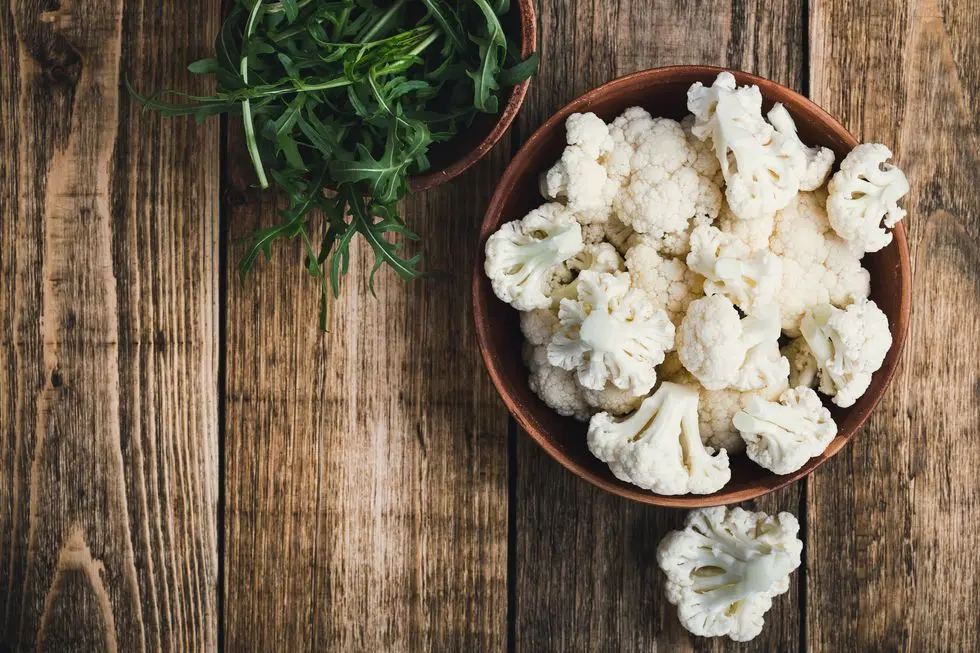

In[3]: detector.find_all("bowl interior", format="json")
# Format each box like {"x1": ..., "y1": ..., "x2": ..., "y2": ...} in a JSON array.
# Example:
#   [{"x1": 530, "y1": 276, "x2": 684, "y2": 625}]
[
  {"x1": 474, "y1": 67, "x2": 911, "y2": 508},
  {"x1": 409, "y1": 0, "x2": 535, "y2": 192}
]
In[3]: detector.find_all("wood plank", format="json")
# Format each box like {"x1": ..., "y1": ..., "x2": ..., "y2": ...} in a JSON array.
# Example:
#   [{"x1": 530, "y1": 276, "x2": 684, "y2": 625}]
[
  {"x1": 0, "y1": 1, "x2": 221, "y2": 651},
  {"x1": 223, "y1": 84, "x2": 512, "y2": 653},
  {"x1": 807, "y1": 1, "x2": 980, "y2": 651},
  {"x1": 513, "y1": 1, "x2": 805, "y2": 651}
]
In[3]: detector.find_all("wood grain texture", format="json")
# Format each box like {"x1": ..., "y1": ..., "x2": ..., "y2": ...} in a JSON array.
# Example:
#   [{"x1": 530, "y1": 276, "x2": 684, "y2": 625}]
[
  {"x1": 0, "y1": 0, "x2": 221, "y2": 651},
  {"x1": 513, "y1": 1, "x2": 805, "y2": 651},
  {"x1": 222, "y1": 140, "x2": 512, "y2": 649},
  {"x1": 807, "y1": 1, "x2": 980, "y2": 651}
]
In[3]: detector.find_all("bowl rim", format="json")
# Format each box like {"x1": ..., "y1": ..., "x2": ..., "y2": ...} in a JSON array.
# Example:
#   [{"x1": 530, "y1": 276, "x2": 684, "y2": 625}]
[
  {"x1": 472, "y1": 64, "x2": 913, "y2": 508},
  {"x1": 408, "y1": 0, "x2": 537, "y2": 192}
]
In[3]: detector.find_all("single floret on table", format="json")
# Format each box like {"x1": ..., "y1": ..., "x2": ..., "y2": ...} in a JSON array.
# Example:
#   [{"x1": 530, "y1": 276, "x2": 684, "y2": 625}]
[
  {"x1": 484, "y1": 202, "x2": 585, "y2": 311},
  {"x1": 686, "y1": 224, "x2": 782, "y2": 315},
  {"x1": 677, "y1": 296, "x2": 789, "y2": 392},
  {"x1": 734, "y1": 386, "x2": 837, "y2": 474},
  {"x1": 801, "y1": 299, "x2": 892, "y2": 408},
  {"x1": 547, "y1": 270, "x2": 675, "y2": 396},
  {"x1": 827, "y1": 143, "x2": 910, "y2": 253},
  {"x1": 587, "y1": 382, "x2": 730, "y2": 494},
  {"x1": 657, "y1": 506, "x2": 802, "y2": 642},
  {"x1": 626, "y1": 238, "x2": 704, "y2": 326}
]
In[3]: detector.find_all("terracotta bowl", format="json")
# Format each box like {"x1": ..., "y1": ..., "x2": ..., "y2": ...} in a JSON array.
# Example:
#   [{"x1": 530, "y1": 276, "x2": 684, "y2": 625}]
[
  {"x1": 472, "y1": 66, "x2": 912, "y2": 508},
  {"x1": 408, "y1": 0, "x2": 536, "y2": 192}
]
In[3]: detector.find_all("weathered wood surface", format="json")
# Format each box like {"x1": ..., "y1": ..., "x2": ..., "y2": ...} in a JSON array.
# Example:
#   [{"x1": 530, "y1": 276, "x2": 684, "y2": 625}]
[
  {"x1": 2, "y1": 0, "x2": 980, "y2": 651},
  {"x1": 807, "y1": 1, "x2": 980, "y2": 652},
  {"x1": 0, "y1": 0, "x2": 221, "y2": 651}
]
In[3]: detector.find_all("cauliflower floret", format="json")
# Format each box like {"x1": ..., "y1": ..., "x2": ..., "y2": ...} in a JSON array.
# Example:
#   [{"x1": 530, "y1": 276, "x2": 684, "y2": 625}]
[
  {"x1": 581, "y1": 383, "x2": 645, "y2": 416},
  {"x1": 767, "y1": 103, "x2": 835, "y2": 191},
  {"x1": 549, "y1": 241, "x2": 626, "y2": 307},
  {"x1": 542, "y1": 147, "x2": 617, "y2": 216},
  {"x1": 681, "y1": 114, "x2": 722, "y2": 183},
  {"x1": 782, "y1": 337, "x2": 819, "y2": 388},
  {"x1": 613, "y1": 118, "x2": 701, "y2": 237},
  {"x1": 485, "y1": 203, "x2": 585, "y2": 310},
  {"x1": 686, "y1": 225, "x2": 782, "y2": 314},
  {"x1": 657, "y1": 507, "x2": 802, "y2": 642},
  {"x1": 716, "y1": 201, "x2": 774, "y2": 250},
  {"x1": 827, "y1": 143, "x2": 910, "y2": 253},
  {"x1": 677, "y1": 297, "x2": 789, "y2": 392},
  {"x1": 801, "y1": 299, "x2": 892, "y2": 407},
  {"x1": 603, "y1": 214, "x2": 635, "y2": 254},
  {"x1": 606, "y1": 106, "x2": 656, "y2": 182},
  {"x1": 580, "y1": 221, "x2": 606, "y2": 244},
  {"x1": 587, "y1": 382, "x2": 730, "y2": 494},
  {"x1": 524, "y1": 344, "x2": 591, "y2": 421},
  {"x1": 548, "y1": 271, "x2": 675, "y2": 395},
  {"x1": 770, "y1": 193, "x2": 871, "y2": 335},
  {"x1": 564, "y1": 111, "x2": 614, "y2": 159},
  {"x1": 734, "y1": 387, "x2": 837, "y2": 474},
  {"x1": 688, "y1": 73, "x2": 805, "y2": 221},
  {"x1": 626, "y1": 239, "x2": 705, "y2": 326},
  {"x1": 520, "y1": 309, "x2": 559, "y2": 346}
]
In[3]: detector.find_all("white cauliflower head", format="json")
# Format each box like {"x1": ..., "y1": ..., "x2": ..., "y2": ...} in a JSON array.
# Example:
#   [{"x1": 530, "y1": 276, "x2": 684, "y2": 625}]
[
  {"x1": 606, "y1": 106, "x2": 657, "y2": 182},
  {"x1": 484, "y1": 203, "x2": 585, "y2": 310},
  {"x1": 524, "y1": 344, "x2": 591, "y2": 422},
  {"x1": 677, "y1": 297, "x2": 789, "y2": 392},
  {"x1": 587, "y1": 382, "x2": 730, "y2": 495},
  {"x1": 542, "y1": 147, "x2": 617, "y2": 216},
  {"x1": 681, "y1": 114, "x2": 722, "y2": 182},
  {"x1": 626, "y1": 238, "x2": 705, "y2": 325},
  {"x1": 657, "y1": 506, "x2": 802, "y2": 642},
  {"x1": 688, "y1": 73, "x2": 805, "y2": 221},
  {"x1": 826, "y1": 143, "x2": 910, "y2": 253},
  {"x1": 734, "y1": 387, "x2": 837, "y2": 475},
  {"x1": 716, "y1": 201, "x2": 775, "y2": 250},
  {"x1": 801, "y1": 299, "x2": 892, "y2": 407},
  {"x1": 580, "y1": 383, "x2": 645, "y2": 416},
  {"x1": 564, "y1": 111, "x2": 614, "y2": 159},
  {"x1": 613, "y1": 118, "x2": 701, "y2": 237},
  {"x1": 520, "y1": 308, "x2": 560, "y2": 347},
  {"x1": 547, "y1": 271, "x2": 675, "y2": 395},
  {"x1": 770, "y1": 192, "x2": 871, "y2": 335},
  {"x1": 686, "y1": 225, "x2": 782, "y2": 314},
  {"x1": 767, "y1": 103, "x2": 835, "y2": 191}
]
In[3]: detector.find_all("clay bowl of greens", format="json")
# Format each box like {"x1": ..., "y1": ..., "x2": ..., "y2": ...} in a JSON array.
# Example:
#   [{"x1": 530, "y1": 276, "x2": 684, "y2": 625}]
[
  {"x1": 472, "y1": 66, "x2": 911, "y2": 508},
  {"x1": 134, "y1": 0, "x2": 537, "y2": 326}
]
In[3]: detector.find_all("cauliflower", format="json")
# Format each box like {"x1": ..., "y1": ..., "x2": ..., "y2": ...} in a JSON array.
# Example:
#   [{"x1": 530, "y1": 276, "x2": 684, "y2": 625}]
[
  {"x1": 548, "y1": 241, "x2": 626, "y2": 308},
  {"x1": 644, "y1": 176, "x2": 723, "y2": 258},
  {"x1": 801, "y1": 299, "x2": 892, "y2": 407},
  {"x1": 524, "y1": 344, "x2": 591, "y2": 421},
  {"x1": 767, "y1": 103, "x2": 835, "y2": 191},
  {"x1": 548, "y1": 271, "x2": 675, "y2": 395},
  {"x1": 688, "y1": 72, "x2": 804, "y2": 221},
  {"x1": 581, "y1": 383, "x2": 644, "y2": 416},
  {"x1": 541, "y1": 113, "x2": 618, "y2": 218},
  {"x1": 770, "y1": 193, "x2": 870, "y2": 335},
  {"x1": 677, "y1": 297, "x2": 788, "y2": 392},
  {"x1": 782, "y1": 337, "x2": 819, "y2": 388},
  {"x1": 587, "y1": 382, "x2": 730, "y2": 494},
  {"x1": 606, "y1": 106, "x2": 657, "y2": 182},
  {"x1": 625, "y1": 238, "x2": 704, "y2": 325},
  {"x1": 613, "y1": 118, "x2": 701, "y2": 237},
  {"x1": 681, "y1": 114, "x2": 722, "y2": 183},
  {"x1": 563, "y1": 111, "x2": 614, "y2": 159},
  {"x1": 734, "y1": 387, "x2": 837, "y2": 474},
  {"x1": 603, "y1": 214, "x2": 635, "y2": 254},
  {"x1": 686, "y1": 225, "x2": 782, "y2": 314},
  {"x1": 520, "y1": 308, "x2": 559, "y2": 346},
  {"x1": 826, "y1": 143, "x2": 910, "y2": 253},
  {"x1": 485, "y1": 203, "x2": 585, "y2": 310},
  {"x1": 657, "y1": 507, "x2": 802, "y2": 642},
  {"x1": 716, "y1": 201, "x2": 774, "y2": 250}
]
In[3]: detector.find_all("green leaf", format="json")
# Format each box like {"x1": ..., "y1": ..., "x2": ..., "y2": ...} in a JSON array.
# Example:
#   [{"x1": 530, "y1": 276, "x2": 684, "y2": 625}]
[
  {"x1": 281, "y1": 0, "x2": 299, "y2": 22},
  {"x1": 498, "y1": 52, "x2": 539, "y2": 87},
  {"x1": 343, "y1": 186, "x2": 422, "y2": 295},
  {"x1": 188, "y1": 57, "x2": 221, "y2": 74}
]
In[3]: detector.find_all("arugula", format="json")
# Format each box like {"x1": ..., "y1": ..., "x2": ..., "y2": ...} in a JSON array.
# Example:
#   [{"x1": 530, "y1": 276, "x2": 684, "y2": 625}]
[{"x1": 134, "y1": 0, "x2": 537, "y2": 329}]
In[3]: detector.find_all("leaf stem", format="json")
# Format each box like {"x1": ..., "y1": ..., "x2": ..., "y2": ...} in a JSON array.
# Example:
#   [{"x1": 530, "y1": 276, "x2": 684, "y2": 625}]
[
  {"x1": 357, "y1": 0, "x2": 406, "y2": 43},
  {"x1": 241, "y1": 0, "x2": 269, "y2": 188}
]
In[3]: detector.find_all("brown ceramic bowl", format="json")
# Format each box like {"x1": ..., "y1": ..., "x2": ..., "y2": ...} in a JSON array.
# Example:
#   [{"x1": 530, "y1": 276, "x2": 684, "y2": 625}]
[
  {"x1": 473, "y1": 65, "x2": 912, "y2": 508},
  {"x1": 408, "y1": 0, "x2": 536, "y2": 192}
]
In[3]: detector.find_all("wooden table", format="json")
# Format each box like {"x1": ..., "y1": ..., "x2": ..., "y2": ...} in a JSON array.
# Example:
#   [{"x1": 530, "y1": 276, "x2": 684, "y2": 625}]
[{"x1": 2, "y1": 1, "x2": 978, "y2": 651}]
